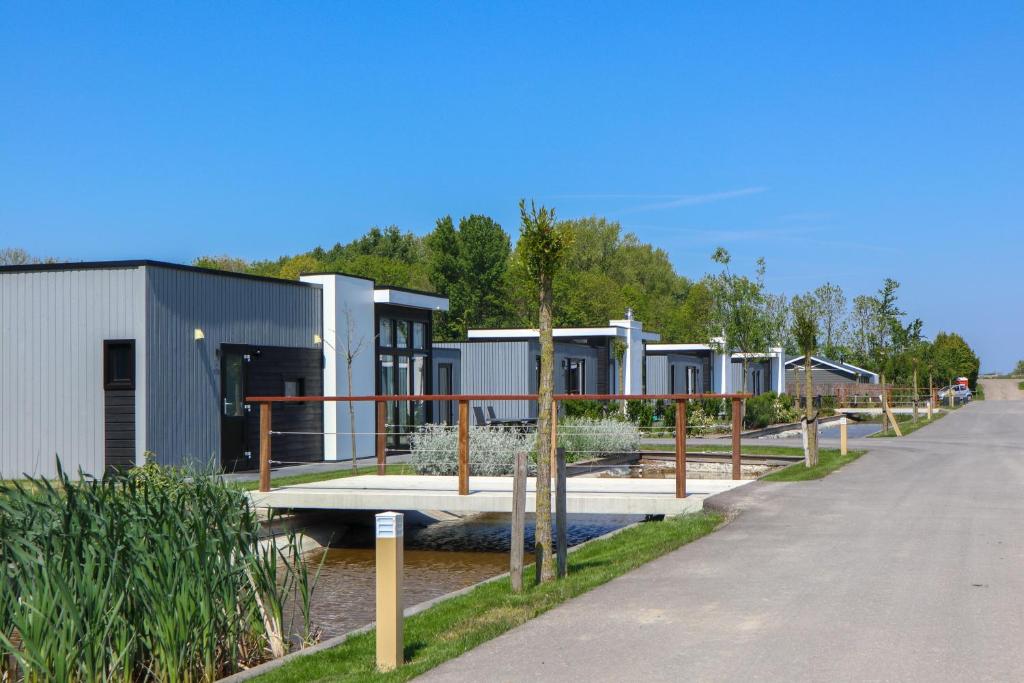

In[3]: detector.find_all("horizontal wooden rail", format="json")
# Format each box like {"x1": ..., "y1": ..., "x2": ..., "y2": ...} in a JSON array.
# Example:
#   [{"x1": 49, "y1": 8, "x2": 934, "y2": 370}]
[{"x1": 246, "y1": 392, "x2": 754, "y2": 403}]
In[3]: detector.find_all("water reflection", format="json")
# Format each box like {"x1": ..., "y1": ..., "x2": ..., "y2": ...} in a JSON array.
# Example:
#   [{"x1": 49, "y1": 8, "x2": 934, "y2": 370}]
[{"x1": 302, "y1": 512, "x2": 642, "y2": 637}]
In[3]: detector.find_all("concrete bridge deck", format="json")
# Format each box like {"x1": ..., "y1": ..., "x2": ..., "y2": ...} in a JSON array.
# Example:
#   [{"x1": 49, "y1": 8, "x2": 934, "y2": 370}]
[{"x1": 248, "y1": 474, "x2": 754, "y2": 516}]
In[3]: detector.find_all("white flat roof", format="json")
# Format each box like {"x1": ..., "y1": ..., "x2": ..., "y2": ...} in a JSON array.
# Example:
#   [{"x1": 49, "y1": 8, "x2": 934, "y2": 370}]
[
  {"x1": 468, "y1": 327, "x2": 660, "y2": 341},
  {"x1": 373, "y1": 288, "x2": 449, "y2": 311},
  {"x1": 648, "y1": 343, "x2": 714, "y2": 352}
]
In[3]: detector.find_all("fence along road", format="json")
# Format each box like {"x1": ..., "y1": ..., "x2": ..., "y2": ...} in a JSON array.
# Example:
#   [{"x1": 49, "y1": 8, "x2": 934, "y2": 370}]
[{"x1": 420, "y1": 399, "x2": 1024, "y2": 682}]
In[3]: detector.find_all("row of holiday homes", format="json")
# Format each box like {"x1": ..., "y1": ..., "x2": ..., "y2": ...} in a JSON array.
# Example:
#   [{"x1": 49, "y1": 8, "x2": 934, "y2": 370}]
[{"x1": 0, "y1": 261, "x2": 878, "y2": 478}]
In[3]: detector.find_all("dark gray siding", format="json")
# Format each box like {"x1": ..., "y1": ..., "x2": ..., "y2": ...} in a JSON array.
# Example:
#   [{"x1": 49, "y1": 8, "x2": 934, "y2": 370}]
[
  {"x1": 0, "y1": 267, "x2": 146, "y2": 478},
  {"x1": 144, "y1": 266, "x2": 322, "y2": 468},
  {"x1": 732, "y1": 359, "x2": 772, "y2": 395},
  {"x1": 434, "y1": 341, "x2": 532, "y2": 420},
  {"x1": 104, "y1": 389, "x2": 136, "y2": 470},
  {"x1": 785, "y1": 365, "x2": 861, "y2": 388}
]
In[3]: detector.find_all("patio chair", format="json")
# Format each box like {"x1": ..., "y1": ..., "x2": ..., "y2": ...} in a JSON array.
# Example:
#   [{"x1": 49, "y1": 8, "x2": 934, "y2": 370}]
[
  {"x1": 486, "y1": 406, "x2": 499, "y2": 422},
  {"x1": 473, "y1": 406, "x2": 489, "y2": 426}
]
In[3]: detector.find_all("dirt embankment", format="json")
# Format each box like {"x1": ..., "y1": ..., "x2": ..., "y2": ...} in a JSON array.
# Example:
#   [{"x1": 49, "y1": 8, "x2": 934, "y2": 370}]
[{"x1": 978, "y1": 378, "x2": 1024, "y2": 401}]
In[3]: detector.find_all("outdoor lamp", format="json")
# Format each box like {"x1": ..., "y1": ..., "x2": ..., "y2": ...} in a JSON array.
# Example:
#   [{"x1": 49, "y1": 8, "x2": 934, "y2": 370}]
[{"x1": 194, "y1": 328, "x2": 205, "y2": 342}]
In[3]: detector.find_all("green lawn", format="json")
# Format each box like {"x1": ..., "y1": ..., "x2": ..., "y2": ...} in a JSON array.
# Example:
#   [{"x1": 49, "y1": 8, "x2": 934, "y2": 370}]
[
  {"x1": 1019, "y1": 381, "x2": 1024, "y2": 391},
  {"x1": 255, "y1": 512, "x2": 722, "y2": 682},
  {"x1": 870, "y1": 411, "x2": 945, "y2": 438},
  {"x1": 233, "y1": 464, "x2": 413, "y2": 491},
  {"x1": 760, "y1": 448, "x2": 866, "y2": 481}
]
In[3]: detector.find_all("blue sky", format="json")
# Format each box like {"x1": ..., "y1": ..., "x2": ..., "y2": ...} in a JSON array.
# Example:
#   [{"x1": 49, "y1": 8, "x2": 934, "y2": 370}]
[{"x1": 2, "y1": 2, "x2": 1021, "y2": 370}]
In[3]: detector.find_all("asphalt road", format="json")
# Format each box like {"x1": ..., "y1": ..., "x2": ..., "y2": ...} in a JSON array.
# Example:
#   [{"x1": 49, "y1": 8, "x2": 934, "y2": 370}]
[{"x1": 419, "y1": 400, "x2": 1024, "y2": 682}]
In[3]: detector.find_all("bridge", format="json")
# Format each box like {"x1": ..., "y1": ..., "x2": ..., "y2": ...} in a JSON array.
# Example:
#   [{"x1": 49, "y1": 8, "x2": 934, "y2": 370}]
[{"x1": 248, "y1": 473, "x2": 753, "y2": 516}]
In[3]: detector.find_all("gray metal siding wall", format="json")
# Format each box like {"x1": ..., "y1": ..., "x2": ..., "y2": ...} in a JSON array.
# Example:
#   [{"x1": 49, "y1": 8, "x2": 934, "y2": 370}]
[
  {"x1": 434, "y1": 341, "x2": 532, "y2": 419},
  {"x1": 646, "y1": 356, "x2": 668, "y2": 394},
  {"x1": 785, "y1": 366, "x2": 859, "y2": 388},
  {"x1": 0, "y1": 267, "x2": 146, "y2": 478},
  {"x1": 732, "y1": 360, "x2": 771, "y2": 395},
  {"x1": 144, "y1": 266, "x2": 322, "y2": 468}
]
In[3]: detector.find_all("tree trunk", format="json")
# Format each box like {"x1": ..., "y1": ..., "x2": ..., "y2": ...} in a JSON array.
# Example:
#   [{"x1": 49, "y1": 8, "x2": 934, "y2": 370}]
[
  {"x1": 535, "y1": 276, "x2": 555, "y2": 583},
  {"x1": 739, "y1": 358, "x2": 748, "y2": 428},
  {"x1": 804, "y1": 354, "x2": 818, "y2": 466},
  {"x1": 347, "y1": 359, "x2": 358, "y2": 470}
]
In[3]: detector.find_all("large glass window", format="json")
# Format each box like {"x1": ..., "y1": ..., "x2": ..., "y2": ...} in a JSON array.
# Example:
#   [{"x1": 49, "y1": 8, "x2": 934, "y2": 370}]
[
  {"x1": 412, "y1": 322, "x2": 425, "y2": 349},
  {"x1": 565, "y1": 358, "x2": 585, "y2": 394},
  {"x1": 379, "y1": 319, "x2": 394, "y2": 348},
  {"x1": 396, "y1": 321, "x2": 409, "y2": 348}
]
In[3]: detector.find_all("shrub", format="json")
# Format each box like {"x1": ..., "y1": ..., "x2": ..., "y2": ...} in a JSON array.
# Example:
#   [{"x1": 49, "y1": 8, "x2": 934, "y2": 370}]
[
  {"x1": 626, "y1": 400, "x2": 655, "y2": 428},
  {"x1": 408, "y1": 418, "x2": 642, "y2": 473},
  {"x1": 563, "y1": 399, "x2": 614, "y2": 419},
  {"x1": 0, "y1": 461, "x2": 319, "y2": 681},
  {"x1": 744, "y1": 392, "x2": 801, "y2": 429},
  {"x1": 558, "y1": 417, "x2": 640, "y2": 462},
  {"x1": 409, "y1": 424, "x2": 536, "y2": 476}
]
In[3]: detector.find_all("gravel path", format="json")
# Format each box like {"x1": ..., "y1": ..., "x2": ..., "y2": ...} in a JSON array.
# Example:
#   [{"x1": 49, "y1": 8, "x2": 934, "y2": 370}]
[{"x1": 979, "y1": 378, "x2": 1024, "y2": 400}]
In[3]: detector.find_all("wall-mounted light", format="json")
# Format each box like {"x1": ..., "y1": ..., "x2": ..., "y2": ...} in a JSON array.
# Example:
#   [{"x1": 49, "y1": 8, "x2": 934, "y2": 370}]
[
  {"x1": 194, "y1": 328, "x2": 205, "y2": 342},
  {"x1": 313, "y1": 333, "x2": 323, "y2": 344}
]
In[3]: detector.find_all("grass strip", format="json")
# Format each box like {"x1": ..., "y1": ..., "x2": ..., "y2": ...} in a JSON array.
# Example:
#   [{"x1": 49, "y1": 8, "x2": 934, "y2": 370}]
[
  {"x1": 233, "y1": 464, "x2": 413, "y2": 491},
  {"x1": 255, "y1": 512, "x2": 723, "y2": 682},
  {"x1": 760, "y1": 448, "x2": 865, "y2": 481},
  {"x1": 870, "y1": 411, "x2": 946, "y2": 438}
]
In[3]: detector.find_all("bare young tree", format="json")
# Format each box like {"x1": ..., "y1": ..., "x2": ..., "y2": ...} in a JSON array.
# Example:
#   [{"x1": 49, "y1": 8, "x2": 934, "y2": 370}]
[{"x1": 324, "y1": 304, "x2": 368, "y2": 470}]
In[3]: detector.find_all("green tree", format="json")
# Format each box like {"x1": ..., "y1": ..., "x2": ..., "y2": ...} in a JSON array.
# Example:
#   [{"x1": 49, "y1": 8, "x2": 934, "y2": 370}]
[
  {"x1": 517, "y1": 199, "x2": 572, "y2": 584},
  {"x1": 791, "y1": 296, "x2": 820, "y2": 466},
  {"x1": 931, "y1": 332, "x2": 981, "y2": 389},
  {"x1": 810, "y1": 282, "x2": 847, "y2": 358},
  {"x1": 1014, "y1": 360, "x2": 1024, "y2": 377},
  {"x1": 707, "y1": 248, "x2": 776, "y2": 402}
]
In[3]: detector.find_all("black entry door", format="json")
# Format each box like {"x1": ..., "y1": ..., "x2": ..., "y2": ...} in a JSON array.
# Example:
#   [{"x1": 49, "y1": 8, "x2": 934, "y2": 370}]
[{"x1": 221, "y1": 350, "x2": 249, "y2": 470}]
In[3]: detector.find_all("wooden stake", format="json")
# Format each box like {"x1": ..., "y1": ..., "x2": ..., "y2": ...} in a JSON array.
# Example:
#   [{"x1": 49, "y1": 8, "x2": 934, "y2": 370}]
[
  {"x1": 376, "y1": 401, "x2": 387, "y2": 475},
  {"x1": 555, "y1": 447, "x2": 567, "y2": 579},
  {"x1": 731, "y1": 398, "x2": 742, "y2": 480},
  {"x1": 510, "y1": 450, "x2": 527, "y2": 592},
  {"x1": 259, "y1": 403, "x2": 272, "y2": 493},
  {"x1": 458, "y1": 400, "x2": 469, "y2": 495},
  {"x1": 675, "y1": 400, "x2": 687, "y2": 498},
  {"x1": 840, "y1": 416, "x2": 848, "y2": 455}
]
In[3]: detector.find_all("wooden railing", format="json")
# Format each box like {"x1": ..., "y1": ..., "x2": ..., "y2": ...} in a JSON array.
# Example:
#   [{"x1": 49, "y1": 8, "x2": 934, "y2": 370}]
[{"x1": 245, "y1": 393, "x2": 753, "y2": 497}]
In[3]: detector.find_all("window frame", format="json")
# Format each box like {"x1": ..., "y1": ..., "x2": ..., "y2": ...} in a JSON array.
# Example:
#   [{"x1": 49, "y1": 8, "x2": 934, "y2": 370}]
[{"x1": 103, "y1": 339, "x2": 136, "y2": 391}]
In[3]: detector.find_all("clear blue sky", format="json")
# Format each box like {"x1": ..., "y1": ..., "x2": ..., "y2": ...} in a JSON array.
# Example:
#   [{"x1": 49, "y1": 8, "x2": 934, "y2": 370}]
[{"x1": 2, "y1": 2, "x2": 1021, "y2": 370}]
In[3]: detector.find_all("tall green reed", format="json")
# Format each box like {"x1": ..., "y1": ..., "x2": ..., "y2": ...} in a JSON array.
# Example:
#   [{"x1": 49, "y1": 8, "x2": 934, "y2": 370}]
[{"x1": 0, "y1": 460, "x2": 320, "y2": 682}]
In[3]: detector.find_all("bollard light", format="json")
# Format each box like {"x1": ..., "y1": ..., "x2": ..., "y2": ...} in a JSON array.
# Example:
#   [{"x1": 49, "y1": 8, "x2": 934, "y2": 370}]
[
  {"x1": 839, "y1": 416, "x2": 848, "y2": 455},
  {"x1": 375, "y1": 511, "x2": 404, "y2": 672}
]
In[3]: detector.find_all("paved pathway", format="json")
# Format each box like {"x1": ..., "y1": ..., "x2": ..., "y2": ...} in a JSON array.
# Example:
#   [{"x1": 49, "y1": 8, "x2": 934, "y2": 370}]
[
  {"x1": 420, "y1": 400, "x2": 1024, "y2": 682},
  {"x1": 979, "y1": 377, "x2": 1024, "y2": 401}
]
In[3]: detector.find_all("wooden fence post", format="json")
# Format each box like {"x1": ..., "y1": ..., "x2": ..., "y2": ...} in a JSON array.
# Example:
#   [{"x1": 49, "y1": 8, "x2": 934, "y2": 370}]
[
  {"x1": 510, "y1": 450, "x2": 527, "y2": 592},
  {"x1": 555, "y1": 447, "x2": 567, "y2": 579},
  {"x1": 840, "y1": 416, "x2": 848, "y2": 455},
  {"x1": 458, "y1": 400, "x2": 470, "y2": 495},
  {"x1": 731, "y1": 397, "x2": 742, "y2": 481},
  {"x1": 259, "y1": 403, "x2": 272, "y2": 493},
  {"x1": 376, "y1": 401, "x2": 387, "y2": 475},
  {"x1": 675, "y1": 400, "x2": 687, "y2": 498}
]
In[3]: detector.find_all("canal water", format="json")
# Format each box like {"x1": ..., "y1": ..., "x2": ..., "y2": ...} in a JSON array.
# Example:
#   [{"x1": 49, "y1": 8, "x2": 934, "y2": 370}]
[{"x1": 301, "y1": 512, "x2": 642, "y2": 638}]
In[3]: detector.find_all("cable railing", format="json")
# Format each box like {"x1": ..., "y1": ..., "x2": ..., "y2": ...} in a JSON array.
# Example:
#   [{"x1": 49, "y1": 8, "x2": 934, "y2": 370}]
[{"x1": 245, "y1": 392, "x2": 752, "y2": 498}]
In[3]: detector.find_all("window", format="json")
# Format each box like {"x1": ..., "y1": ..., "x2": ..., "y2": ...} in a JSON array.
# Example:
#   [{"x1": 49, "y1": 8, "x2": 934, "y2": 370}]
[
  {"x1": 751, "y1": 370, "x2": 763, "y2": 395},
  {"x1": 379, "y1": 319, "x2": 394, "y2": 348},
  {"x1": 104, "y1": 340, "x2": 135, "y2": 390},
  {"x1": 396, "y1": 320, "x2": 409, "y2": 348},
  {"x1": 565, "y1": 358, "x2": 585, "y2": 394},
  {"x1": 412, "y1": 322, "x2": 425, "y2": 349},
  {"x1": 284, "y1": 378, "x2": 305, "y2": 398},
  {"x1": 686, "y1": 367, "x2": 698, "y2": 394}
]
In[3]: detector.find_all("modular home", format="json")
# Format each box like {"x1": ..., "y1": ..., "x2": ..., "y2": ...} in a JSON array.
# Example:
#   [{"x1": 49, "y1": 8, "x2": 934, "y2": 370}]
[
  {"x1": 784, "y1": 355, "x2": 879, "y2": 392},
  {"x1": 0, "y1": 261, "x2": 447, "y2": 479},
  {"x1": 645, "y1": 342, "x2": 785, "y2": 396},
  {"x1": 435, "y1": 314, "x2": 659, "y2": 423}
]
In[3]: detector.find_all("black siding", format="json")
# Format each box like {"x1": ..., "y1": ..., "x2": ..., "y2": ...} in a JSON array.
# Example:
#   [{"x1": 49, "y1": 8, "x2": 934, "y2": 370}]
[{"x1": 104, "y1": 389, "x2": 135, "y2": 471}]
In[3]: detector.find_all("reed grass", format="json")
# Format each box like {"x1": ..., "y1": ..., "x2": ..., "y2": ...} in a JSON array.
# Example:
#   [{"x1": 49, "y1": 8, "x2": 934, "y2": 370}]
[{"x1": 0, "y1": 460, "x2": 320, "y2": 681}]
